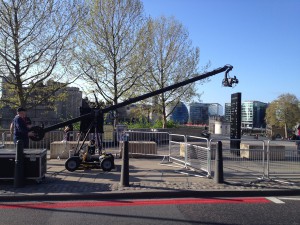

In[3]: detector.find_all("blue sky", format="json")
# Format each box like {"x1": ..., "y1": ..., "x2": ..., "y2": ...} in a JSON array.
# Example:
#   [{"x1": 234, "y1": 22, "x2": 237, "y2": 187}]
[{"x1": 142, "y1": 0, "x2": 300, "y2": 108}]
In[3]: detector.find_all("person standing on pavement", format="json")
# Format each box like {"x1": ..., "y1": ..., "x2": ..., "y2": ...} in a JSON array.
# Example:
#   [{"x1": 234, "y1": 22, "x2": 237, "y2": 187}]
[
  {"x1": 10, "y1": 113, "x2": 32, "y2": 135},
  {"x1": 13, "y1": 107, "x2": 34, "y2": 148}
]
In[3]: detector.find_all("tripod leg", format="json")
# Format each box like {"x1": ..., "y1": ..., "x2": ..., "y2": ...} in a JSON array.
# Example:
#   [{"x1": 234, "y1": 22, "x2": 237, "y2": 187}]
[
  {"x1": 75, "y1": 123, "x2": 94, "y2": 156},
  {"x1": 95, "y1": 126, "x2": 103, "y2": 155}
]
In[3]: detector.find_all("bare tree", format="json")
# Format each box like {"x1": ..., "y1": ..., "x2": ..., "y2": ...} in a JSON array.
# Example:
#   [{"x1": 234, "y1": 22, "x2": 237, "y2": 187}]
[
  {"x1": 74, "y1": 0, "x2": 148, "y2": 125},
  {"x1": 142, "y1": 16, "x2": 201, "y2": 128},
  {"x1": 0, "y1": 0, "x2": 83, "y2": 109}
]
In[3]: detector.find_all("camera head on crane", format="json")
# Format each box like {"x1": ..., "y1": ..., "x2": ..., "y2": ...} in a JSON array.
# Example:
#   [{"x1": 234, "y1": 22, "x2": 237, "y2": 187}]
[{"x1": 222, "y1": 65, "x2": 239, "y2": 87}]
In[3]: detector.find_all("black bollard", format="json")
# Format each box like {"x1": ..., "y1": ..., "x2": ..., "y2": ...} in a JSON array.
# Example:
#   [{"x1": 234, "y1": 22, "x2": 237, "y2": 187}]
[
  {"x1": 214, "y1": 141, "x2": 224, "y2": 184},
  {"x1": 14, "y1": 140, "x2": 25, "y2": 188},
  {"x1": 120, "y1": 140, "x2": 129, "y2": 187}
]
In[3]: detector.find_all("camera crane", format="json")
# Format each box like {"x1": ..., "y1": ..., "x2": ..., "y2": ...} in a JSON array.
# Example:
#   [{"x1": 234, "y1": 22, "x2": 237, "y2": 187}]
[{"x1": 29, "y1": 64, "x2": 238, "y2": 171}]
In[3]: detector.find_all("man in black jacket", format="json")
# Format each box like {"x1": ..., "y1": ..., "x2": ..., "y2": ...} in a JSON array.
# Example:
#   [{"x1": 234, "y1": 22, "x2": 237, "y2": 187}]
[{"x1": 12, "y1": 107, "x2": 34, "y2": 148}]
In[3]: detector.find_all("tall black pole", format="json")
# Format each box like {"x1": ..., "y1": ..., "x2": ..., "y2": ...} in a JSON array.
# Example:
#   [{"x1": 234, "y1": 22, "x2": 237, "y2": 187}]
[
  {"x1": 230, "y1": 92, "x2": 241, "y2": 155},
  {"x1": 120, "y1": 139, "x2": 129, "y2": 187},
  {"x1": 14, "y1": 140, "x2": 25, "y2": 188},
  {"x1": 214, "y1": 141, "x2": 224, "y2": 184}
]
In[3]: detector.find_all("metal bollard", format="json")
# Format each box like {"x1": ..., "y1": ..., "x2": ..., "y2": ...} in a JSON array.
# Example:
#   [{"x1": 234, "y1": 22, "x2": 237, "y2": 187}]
[
  {"x1": 14, "y1": 140, "x2": 25, "y2": 188},
  {"x1": 214, "y1": 141, "x2": 224, "y2": 184},
  {"x1": 120, "y1": 140, "x2": 130, "y2": 187}
]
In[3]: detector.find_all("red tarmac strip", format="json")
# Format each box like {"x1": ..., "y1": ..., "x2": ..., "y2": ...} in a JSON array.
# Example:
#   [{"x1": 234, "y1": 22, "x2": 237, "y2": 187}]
[{"x1": 0, "y1": 197, "x2": 270, "y2": 209}]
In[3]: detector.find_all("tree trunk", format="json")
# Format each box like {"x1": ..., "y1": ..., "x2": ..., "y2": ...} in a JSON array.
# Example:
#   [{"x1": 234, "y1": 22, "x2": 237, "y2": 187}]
[{"x1": 284, "y1": 123, "x2": 288, "y2": 139}]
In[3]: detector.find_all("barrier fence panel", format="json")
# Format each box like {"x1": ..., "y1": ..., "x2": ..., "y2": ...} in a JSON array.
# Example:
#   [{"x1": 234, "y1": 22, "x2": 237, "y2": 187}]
[
  {"x1": 71, "y1": 131, "x2": 168, "y2": 155},
  {"x1": 1, "y1": 132, "x2": 13, "y2": 148},
  {"x1": 266, "y1": 140, "x2": 300, "y2": 182},
  {"x1": 186, "y1": 135, "x2": 210, "y2": 176},
  {"x1": 1, "y1": 130, "x2": 170, "y2": 157},
  {"x1": 31, "y1": 130, "x2": 65, "y2": 149},
  {"x1": 169, "y1": 134, "x2": 186, "y2": 166},
  {"x1": 5, "y1": 128, "x2": 298, "y2": 183},
  {"x1": 210, "y1": 138, "x2": 266, "y2": 183},
  {"x1": 1, "y1": 131, "x2": 66, "y2": 150},
  {"x1": 125, "y1": 131, "x2": 170, "y2": 156},
  {"x1": 83, "y1": 132, "x2": 118, "y2": 153}
]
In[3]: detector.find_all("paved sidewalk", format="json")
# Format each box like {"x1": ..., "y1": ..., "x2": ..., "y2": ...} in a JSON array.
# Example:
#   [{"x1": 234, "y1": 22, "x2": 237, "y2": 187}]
[{"x1": 0, "y1": 157, "x2": 299, "y2": 201}]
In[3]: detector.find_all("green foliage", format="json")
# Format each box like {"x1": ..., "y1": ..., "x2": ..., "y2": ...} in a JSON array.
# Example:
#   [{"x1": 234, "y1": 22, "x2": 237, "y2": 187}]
[
  {"x1": 72, "y1": 122, "x2": 81, "y2": 131},
  {"x1": 126, "y1": 121, "x2": 152, "y2": 129},
  {"x1": 265, "y1": 93, "x2": 300, "y2": 138},
  {"x1": 266, "y1": 93, "x2": 300, "y2": 127},
  {"x1": 125, "y1": 119, "x2": 179, "y2": 129},
  {"x1": 152, "y1": 119, "x2": 179, "y2": 128}
]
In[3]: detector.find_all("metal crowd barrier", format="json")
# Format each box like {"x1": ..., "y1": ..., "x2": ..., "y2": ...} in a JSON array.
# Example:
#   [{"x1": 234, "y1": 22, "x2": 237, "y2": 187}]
[
  {"x1": 1, "y1": 131, "x2": 65, "y2": 149},
  {"x1": 209, "y1": 138, "x2": 300, "y2": 184},
  {"x1": 2, "y1": 129, "x2": 299, "y2": 183},
  {"x1": 169, "y1": 134, "x2": 187, "y2": 166},
  {"x1": 265, "y1": 140, "x2": 300, "y2": 183},
  {"x1": 125, "y1": 131, "x2": 170, "y2": 156},
  {"x1": 210, "y1": 138, "x2": 266, "y2": 183},
  {"x1": 186, "y1": 135, "x2": 211, "y2": 176},
  {"x1": 168, "y1": 134, "x2": 211, "y2": 177}
]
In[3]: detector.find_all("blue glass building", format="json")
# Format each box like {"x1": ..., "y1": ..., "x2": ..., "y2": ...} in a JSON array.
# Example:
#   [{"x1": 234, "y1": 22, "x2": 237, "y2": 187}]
[
  {"x1": 169, "y1": 102, "x2": 189, "y2": 124},
  {"x1": 189, "y1": 102, "x2": 209, "y2": 124}
]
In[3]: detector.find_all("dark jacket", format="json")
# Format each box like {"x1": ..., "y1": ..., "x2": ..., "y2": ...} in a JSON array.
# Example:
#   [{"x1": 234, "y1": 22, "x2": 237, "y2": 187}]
[{"x1": 13, "y1": 115, "x2": 30, "y2": 147}]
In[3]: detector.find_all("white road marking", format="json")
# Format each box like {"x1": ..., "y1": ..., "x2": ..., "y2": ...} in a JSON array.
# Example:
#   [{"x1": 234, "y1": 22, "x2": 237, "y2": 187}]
[
  {"x1": 278, "y1": 197, "x2": 300, "y2": 201},
  {"x1": 266, "y1": 197, "x2": 285, "y2": 204}
]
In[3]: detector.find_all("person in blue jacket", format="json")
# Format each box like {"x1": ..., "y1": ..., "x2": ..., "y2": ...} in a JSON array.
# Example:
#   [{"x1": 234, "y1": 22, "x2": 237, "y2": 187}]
[{"x1": 13, "y1": 107, "x2": 34, "y2": 148}]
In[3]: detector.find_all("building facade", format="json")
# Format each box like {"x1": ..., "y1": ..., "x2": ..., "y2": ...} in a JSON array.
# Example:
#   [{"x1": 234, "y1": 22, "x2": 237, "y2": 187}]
[
  {"x1": 224, "y1": 103, "x2": 231, "y2": 122},
  {"x1": 209, "y1": 115, "x2": 231, "y2": 135},
  {"x1": 0, "y1": 81, "x2": 82, "y2": 128},
  {"x1": 208, "y1": 103, "x2": 223, "y2": 116},
  {"x1": 224, "y1": 101, "x2": 268, "y2": 129},
  {"x1": 241, "y1": 101, "x2": 267, "y2": 128},
  {"x1": 189, "y1": 102, "x2": 223, "y2": 125},
  {"x1": 189, "y1": 102, "x2": 209, "y2": 124},
  {"x1": 168, "y1": 102, "x2": 189, "y2": 124}
]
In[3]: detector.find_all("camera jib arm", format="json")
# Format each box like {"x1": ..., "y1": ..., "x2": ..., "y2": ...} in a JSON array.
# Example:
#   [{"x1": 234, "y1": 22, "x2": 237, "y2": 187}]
[{"x1": 30, "y1": 64, "x2": 237, "y2": 141}]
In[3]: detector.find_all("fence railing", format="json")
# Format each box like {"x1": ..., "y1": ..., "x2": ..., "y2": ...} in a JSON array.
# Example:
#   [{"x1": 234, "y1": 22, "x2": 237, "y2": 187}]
[
  {"x1": 2, "y1": 130, "x2": 299, "y2": 183},
  {"x1": 169, "y1": 134, "x2": 187, "y2": 166},
  {"x1": 168, "y1": 134, "x2": 211, "y2": 177},
  {"x1": 186, "y1": 135, "x2": 210, "y2": 176},
  {"x1": 167, "y1": 135, "x2": 299, "y2": 182},
  {"x1": 1, "y1": 131, "x2": 66, "y2": 149},
  {"x1": 265, "y1": 140, "x2": 300, "y2": 182},
  {"x1": 210, "y1": 138, "x2": 267, "y2": 182},
  {"x1": 122, "y1": 131, "x2": 170, "y2": 157}
]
